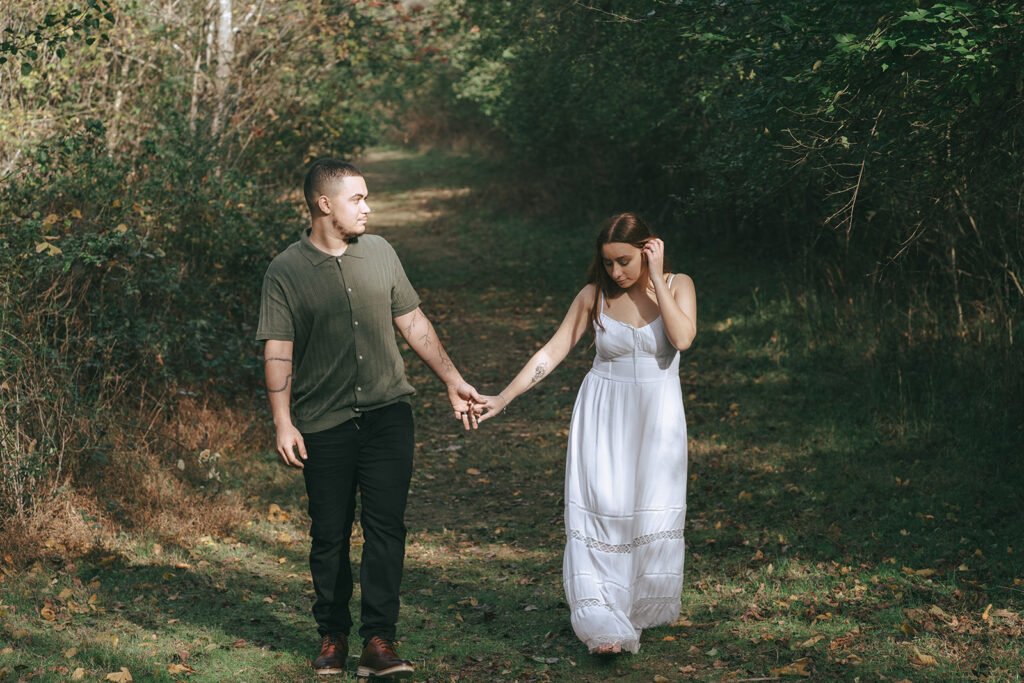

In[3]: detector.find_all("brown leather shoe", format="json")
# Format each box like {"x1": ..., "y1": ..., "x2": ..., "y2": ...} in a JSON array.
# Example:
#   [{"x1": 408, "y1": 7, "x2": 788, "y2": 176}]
[
  {"x1": 356, "y1": 636, "x2": 414, "y2": 679},
  {"x1": 313, "y1": 634, "x2": 348, "y2": 675}
]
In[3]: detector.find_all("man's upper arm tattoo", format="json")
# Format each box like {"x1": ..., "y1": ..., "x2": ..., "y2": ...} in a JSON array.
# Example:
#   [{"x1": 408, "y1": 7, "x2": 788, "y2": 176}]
[{"x1": 265, "y1": 356, "x2": 292, "y2": 394}]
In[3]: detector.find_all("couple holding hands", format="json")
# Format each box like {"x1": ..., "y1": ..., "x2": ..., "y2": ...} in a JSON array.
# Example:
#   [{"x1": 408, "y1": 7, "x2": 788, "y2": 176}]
[{"x1": 257, "y1": 158, "x2": 696, "y2": 677}]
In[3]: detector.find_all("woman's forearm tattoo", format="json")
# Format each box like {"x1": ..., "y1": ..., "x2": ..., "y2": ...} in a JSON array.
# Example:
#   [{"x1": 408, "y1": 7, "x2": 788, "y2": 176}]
[{"x1": 528, "y1": 361, "x2": 548, "y2": 388}]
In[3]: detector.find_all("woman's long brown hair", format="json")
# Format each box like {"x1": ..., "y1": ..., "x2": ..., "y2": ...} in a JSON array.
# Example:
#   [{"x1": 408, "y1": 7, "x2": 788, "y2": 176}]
[{"x1": 584, "y1": 212, "x2": 657, "y2": 331}]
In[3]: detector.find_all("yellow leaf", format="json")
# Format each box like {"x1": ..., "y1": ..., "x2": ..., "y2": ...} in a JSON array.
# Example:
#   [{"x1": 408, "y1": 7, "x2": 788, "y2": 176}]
[
  {"x1": 770, "y1": 658, "x2": 811, "y2": 676},
  {"x1": 910, "y1": 646, "x2": 937, "y2": 666},
  {"x1": 41, "y1": 606, "x2": 56, "y2": 620},
  {"x1": 72, "y1": 209, "x2": 83, "y2": 219},
  {"x1": 737, "y1": 490, "x2": 753, "y2": 501},
  {"x1": 42, "y1": 213, "x2": 59, "y2": 226},
  {"x1": 466, "y1": 468, "x2": 482, "y2": 475},
  {"x1": 798, "y1": 635, "x2": 825, "y2": 648},
  {"x1": 662, "y1": 635, "x2": 676, "y2": 642},
  {"x1": 267, "y1": 503, "x2": 290, "y2": 522},
  {"x1": 59, "y1": 588, "x2": 73, "y2": 600},
  {"x1": 35, "y1": 241, "x2": 50, "y2": 253},
  {"x1": 64, "y1": 647, "x2": 78, "y2": 658},
  {"x1": 654, "y1": 676, "x2": 671, "y2": 683},
  {"x1": 105, "y1": 667, "x2": 133, "y2": 681},
  {"x1": 71, "y1": 668, "x2": 86, "y2": 680},
  {"x1": 982, "y1": 603, "x2": 992, "y2": 620},
  {"x1": 162, "y1": 572, "x2": 176, "y2": 580},
  {"x1": 114, "y1": 224, "x2": 128, "y2": 233},
  {"x1": 168, "y1": 663, "x2": 196, "y2": 674}
]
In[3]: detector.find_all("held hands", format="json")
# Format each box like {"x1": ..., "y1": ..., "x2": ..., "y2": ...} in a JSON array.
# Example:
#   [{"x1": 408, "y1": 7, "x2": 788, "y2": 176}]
[
  {"x1": 470, "y1": 393, "x2": 508, "y2": 424},
  {"x1": 448, "y1": 380, "x2": 487, "y2": 430},
  {"x1": 642, "y1": 238, "x2": 666, "y2": 283}
]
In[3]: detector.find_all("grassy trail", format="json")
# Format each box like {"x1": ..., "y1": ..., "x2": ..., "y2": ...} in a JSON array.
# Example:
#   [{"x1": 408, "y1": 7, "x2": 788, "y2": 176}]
[{"x1": 1, "y1": 148, "x2": 1021, "y2": 682}]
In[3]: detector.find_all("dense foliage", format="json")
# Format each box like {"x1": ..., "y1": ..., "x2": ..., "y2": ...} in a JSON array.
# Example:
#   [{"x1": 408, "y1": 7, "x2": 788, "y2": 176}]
[
  {"x1": 0, "y1": 0, "x2": 436, "y2": 522},
  {"x1": 440, "y1": 0, "x2": 1024, "y2": 341}
]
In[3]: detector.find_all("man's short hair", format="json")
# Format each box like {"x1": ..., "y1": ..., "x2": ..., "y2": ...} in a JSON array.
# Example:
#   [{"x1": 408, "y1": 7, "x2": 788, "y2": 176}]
[{"x1": 303, "y1": 158, "x2": 363, "y2": 215}]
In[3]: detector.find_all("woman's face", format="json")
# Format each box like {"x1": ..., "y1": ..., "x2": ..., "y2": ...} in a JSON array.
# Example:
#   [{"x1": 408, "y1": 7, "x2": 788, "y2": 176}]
[{"x1": 601, "y1": 242, "x2": 645, "y2": 289}]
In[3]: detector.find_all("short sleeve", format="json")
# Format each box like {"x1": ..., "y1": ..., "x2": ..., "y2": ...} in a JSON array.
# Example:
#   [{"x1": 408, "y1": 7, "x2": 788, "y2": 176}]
[
  {"x1": 256, "y1": 272, "x2": 295, "y2": 341},
  {"x1": 387, "y1": 245, "x2": 420, "y2": 317}
]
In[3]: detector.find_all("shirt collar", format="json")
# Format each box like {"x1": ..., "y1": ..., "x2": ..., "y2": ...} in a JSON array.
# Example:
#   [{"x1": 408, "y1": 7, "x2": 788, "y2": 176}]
[{"x1": 299, "y1": 228, "x2": 365, "y2": 265}]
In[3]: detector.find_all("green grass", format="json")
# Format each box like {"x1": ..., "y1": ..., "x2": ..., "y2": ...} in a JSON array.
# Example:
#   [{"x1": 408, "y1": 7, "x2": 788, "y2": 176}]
[{"x1": 1, "y1": 147, "x2": 1022, "y2": 682}]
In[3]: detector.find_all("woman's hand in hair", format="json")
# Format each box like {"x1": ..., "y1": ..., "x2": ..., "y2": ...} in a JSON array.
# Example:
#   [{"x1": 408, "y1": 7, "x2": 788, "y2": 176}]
[{"x1": 642, "y1": 238, "x2": 666, "y2": 282}]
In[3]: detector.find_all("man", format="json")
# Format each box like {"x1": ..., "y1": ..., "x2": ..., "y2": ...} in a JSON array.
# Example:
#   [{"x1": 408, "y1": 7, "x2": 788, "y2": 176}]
[{"x1": 257, "y1": 158, "x2": 482, "y2": 677}]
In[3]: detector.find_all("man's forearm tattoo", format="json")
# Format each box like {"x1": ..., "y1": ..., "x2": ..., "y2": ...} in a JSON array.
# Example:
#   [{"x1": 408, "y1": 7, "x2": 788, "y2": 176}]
[
  {"x1": 528, "y1": 361, "x2": 548, "y2": 388},
  {"x1": 265, "y1": 357, "x2": 292, "y2": 394},
  {"x1": 436, "y1": 345, "x2": 454, "y2": 374}
]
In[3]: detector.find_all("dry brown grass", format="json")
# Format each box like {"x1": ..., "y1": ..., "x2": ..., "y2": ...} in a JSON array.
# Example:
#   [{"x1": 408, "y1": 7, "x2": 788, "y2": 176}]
[{"x1": 0, "y1": 389, "x2": 259, "y2": 566}]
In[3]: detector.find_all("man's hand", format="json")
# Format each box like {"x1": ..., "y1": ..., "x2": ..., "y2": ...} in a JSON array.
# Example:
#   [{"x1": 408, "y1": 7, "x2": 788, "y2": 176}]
[
  {"x1": 276, "y1": 423, "x2": 307, "y2": 468},
  {"x1": 448, "y1": 381, "x2": 486, "y2": 430}
]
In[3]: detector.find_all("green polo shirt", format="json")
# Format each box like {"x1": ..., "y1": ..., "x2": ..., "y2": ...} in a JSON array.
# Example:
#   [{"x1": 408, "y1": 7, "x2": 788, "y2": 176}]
[{"x1": 256, "y1": 230, "x2": 420, "y2": 433}]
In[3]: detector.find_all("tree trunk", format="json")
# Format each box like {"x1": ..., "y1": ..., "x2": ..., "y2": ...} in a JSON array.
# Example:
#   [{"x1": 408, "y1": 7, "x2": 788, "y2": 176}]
[{"x1": 211, "y1": 0, "x2": 233, "y2": 138}]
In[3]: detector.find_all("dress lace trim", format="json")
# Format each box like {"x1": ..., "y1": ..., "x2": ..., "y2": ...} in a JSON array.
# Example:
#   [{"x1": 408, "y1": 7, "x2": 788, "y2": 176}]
[
  {"x1": 568, "y1": 528, "x2": 685, "y2": 553},
  {"x1": 633, "y1": 597, "x2": 681, "y2": 610},
  {"x1": 572, "y1": 596, "x2": 679, "y2": 612}
]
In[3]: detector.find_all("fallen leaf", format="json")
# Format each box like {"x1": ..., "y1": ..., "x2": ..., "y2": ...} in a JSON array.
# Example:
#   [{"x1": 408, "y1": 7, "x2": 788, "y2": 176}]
[
  {"x1": 168, "y1": 663, "x2": 196, "y2": 674},
  {"x1": 910, "y1": 646, "x2": 937, "y2": 666},
  {"x1": 798, "y1": 635, "x2": 825, "y2": 648},
  {"x1": 770, "y1": 658, "x2": 811, "y2": 676},
  {"x1": 41, "y1": 606, "x2": 57, "y2": 620},
  {"x1": 64, "y1": 647, "x2": 78, "y2": 658},
  {"x1": 267, "y1": 503, "x2": 290, "y2": 522},
  {"x1": 71, "y1": 668, "x2": 86, "y2": 680},
  {"x1": 105, "y1": 668, "x2": 133, "y2": 681},
  {"x1": 58, "y1": 588, "x2": 73, "y2": 600},
  {"x1": 466, "y1": 468, "x2": 481, "y2": 475},
  {"x1": 654, "y1": 676, "x2": 670, "y2": 683},
  {"x1": 982, "y1": 603, "x2": 992, "y2": 621}
]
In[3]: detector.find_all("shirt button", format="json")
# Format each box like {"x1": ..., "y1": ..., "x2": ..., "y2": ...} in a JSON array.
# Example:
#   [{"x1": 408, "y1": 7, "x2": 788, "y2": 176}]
[
  {"x1": 357, "y1": 387, "x2": 362, "y2": 391},
  {"x1": 358, "y1": 355, "x2": 363, "y2": 360},
  {"x1": 347, "y1": 287, "x2": 352, "y2": 292},
  {"x1": 353, "y1": 321, "x2": 359, "y2": 326}
]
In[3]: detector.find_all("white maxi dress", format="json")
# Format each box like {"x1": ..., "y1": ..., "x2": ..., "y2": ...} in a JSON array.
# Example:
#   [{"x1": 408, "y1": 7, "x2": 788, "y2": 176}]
[{"x1": 563, "y1": 285, "x2": 687, "y2": 653}]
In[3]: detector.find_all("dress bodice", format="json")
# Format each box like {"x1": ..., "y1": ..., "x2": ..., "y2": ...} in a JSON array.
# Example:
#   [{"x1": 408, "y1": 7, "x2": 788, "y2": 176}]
[{"x1": 591, "y1": 311, "x2": 679, "y2": 382}]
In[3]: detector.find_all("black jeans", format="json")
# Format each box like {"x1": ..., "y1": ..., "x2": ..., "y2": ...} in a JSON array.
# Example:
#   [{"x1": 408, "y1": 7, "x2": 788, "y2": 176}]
[{"x1": 301, "y1": 402, "x2": 414, "y2": 642}]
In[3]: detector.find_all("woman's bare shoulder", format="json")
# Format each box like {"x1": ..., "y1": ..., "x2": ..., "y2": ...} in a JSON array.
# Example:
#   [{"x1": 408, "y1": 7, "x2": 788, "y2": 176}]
[{"x1": 666, "y1": 272, "x2": 694, "y2": 289}]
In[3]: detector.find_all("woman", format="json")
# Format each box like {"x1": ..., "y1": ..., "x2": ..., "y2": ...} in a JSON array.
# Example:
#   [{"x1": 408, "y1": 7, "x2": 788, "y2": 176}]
[{"x1": 475, "y1": 212, "x2": 696, "y2": 654}]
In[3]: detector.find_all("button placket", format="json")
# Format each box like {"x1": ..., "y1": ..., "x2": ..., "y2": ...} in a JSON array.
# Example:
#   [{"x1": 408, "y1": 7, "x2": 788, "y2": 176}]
[{"x1": 337, "y1": 257, "x2": 364, "y2": 405}]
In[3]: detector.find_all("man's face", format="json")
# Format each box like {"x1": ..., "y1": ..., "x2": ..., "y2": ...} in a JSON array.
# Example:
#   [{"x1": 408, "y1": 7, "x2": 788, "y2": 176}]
[{"x1": 325, "y1": 175, "x2": 371, "y2": 239}]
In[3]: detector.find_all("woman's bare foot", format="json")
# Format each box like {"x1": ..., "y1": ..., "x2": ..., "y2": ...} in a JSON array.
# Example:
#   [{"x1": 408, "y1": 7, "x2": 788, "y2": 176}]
[{"x1": 595, "y1": 643, "x2": 622, "y2": 654}]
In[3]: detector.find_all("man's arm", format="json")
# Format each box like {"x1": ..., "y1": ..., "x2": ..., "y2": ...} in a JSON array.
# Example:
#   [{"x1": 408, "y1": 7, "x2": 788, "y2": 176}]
[
  {"x1": 394, "y1": 307, "x2": 483, "y2": 429},
  {"x1": 264, "y1": 339, "x2": 306, "y2": 467}
]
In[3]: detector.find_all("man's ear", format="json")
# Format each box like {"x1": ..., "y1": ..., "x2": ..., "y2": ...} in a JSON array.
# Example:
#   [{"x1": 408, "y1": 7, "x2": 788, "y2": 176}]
[{"x1": 316, "y1": 194, "x2": 331, "y2": 215}]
